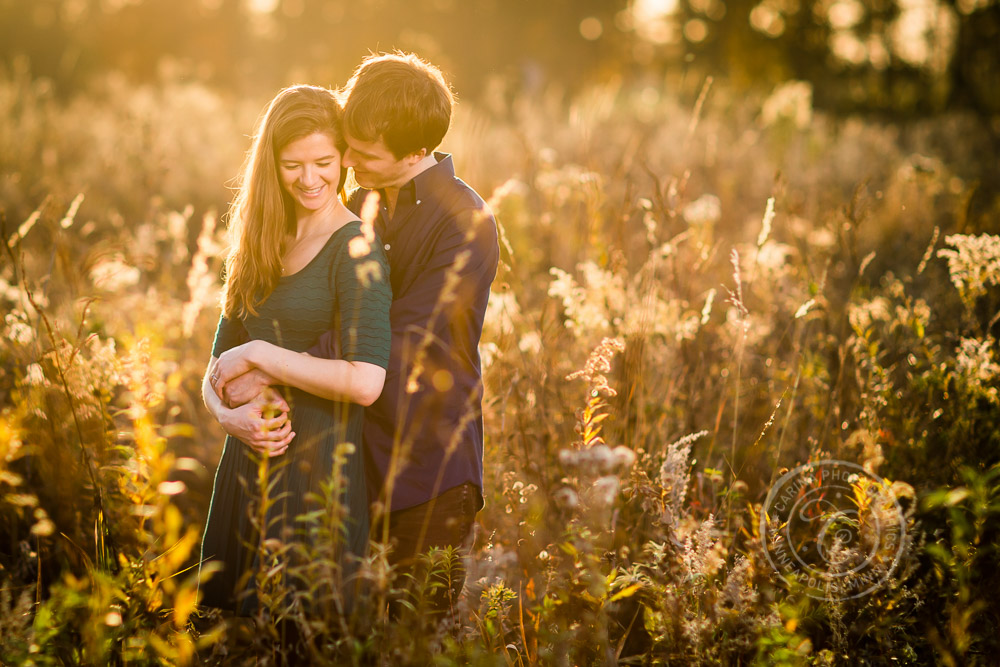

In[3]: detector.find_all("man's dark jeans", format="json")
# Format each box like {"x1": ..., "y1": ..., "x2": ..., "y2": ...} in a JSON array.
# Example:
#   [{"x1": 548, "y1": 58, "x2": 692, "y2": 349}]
[{"x1": 382, "y1": 482, "x2": 478, "y2": 617}]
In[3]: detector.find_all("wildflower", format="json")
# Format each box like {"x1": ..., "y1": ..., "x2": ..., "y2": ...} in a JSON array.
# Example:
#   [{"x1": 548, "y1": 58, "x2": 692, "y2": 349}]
[
  {"x1": 717, "y1": 557, "x2": 757, "y2": 613},
  {"x1": 166, "y1": 208, "x2": 192, "y2": 260},
  {"x1": 479, "y1": 341, "x2": 499, "y2": 370},
  {"x1": 484, "y1": 290, "x2": 520, "y2": 337},
  {"x1": 30, "y1": 508, "x2": 55, "y2": 537},
  {"x1": 535, "y1": 163, "x2": 602, "y2": 208},
  {"x1": 937, "y1": 233, "x2": 1000, "y2": 301},
  {"x1": 90, "y1": 255, "x2": 140, "y2": 291},
  {"x1": 591, "y1": 475, "x2": 620, "y2": 506},
  {"x1": 558, "y1": 448, "x2": 576, "y2": 467},
  {"x1": 181, "y1": 212, "x2": 220, "y2": 337},
  {"x1": 760, "y1": 80, "x2": 813, "y2": 129},
  {"x1": 582, "y1": 443, "x2": 615, "y2": 472},
  {"x1": 754, "y1": 241, "x2": 794, "y2": 275},
  {"x1": 956, "y1": 337, "x2": 999, "y2": 381},
  {"x1": 486, "y1": 178, "x2": 528, "y2": 211},
  {"x1": 612, "y1": 445, "x2": 637, "y2": 469},
  {"x1": 548, "y1": 263, "x2": 616, "y2": 335},
  {"x1": 848, "y1": 296, "x2": 892, "y2": 333},
  {"x1": 566, "y1": 337, "x2": 626, "y2": 396},
  {"x1": 660, "y1": 431, "x2": 707, "y2": 518},
  {"x1": 4, "y1": 314, "x2": 33, "y2": 345},
  {"x1": 806, "y1": 225, "x2": 836, "y2": 249},
  {"x1": 518, "y1": 331, "x2": 542, "y2": 355},
  {"x1": 0, "y1": 277, "x2": 22, "y2": 302},
  {"x1": 682, "y1": 194, "x2": 721, "y2": 226},
  {"x1": 727, "y1": 249, "x2": 749, "y2": 327},
  {"x1": 553, "y1": 487, "x2": 580, "y2": 510},
  {"x1": 955, "y1": 337, "x2": 1000, "y2": 403},
  {"x1": 24, "y1": 363, "x2": 45, "y2": 385}
]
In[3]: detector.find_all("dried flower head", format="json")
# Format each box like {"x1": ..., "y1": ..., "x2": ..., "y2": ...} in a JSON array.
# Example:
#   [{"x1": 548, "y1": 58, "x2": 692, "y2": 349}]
[
  {"x1": 660, "y1": 431, "x2": 707, "y2": 522},
  {"x1": 937, "y1": 233, "x2": 1000, "y2": 302},
  {"x1": 566, "y1": 336, "x2": 626, "y2": 396}
]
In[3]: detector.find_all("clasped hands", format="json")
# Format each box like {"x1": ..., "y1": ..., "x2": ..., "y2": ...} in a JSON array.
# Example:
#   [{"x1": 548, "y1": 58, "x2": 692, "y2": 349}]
[{"x1": 211, "y1": 340, "x2": 293, "y2": 458}]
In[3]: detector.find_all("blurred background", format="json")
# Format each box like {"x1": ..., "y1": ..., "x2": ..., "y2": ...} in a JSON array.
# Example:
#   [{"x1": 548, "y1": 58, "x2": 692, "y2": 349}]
[
  {"x1": 3, "y1": 2, "x2": 1000, "y2": 663},
  {"x1": 3, "y1": 0, "x2": 998, "y2": 240},
  {"x1": 2, "y1": 0, "x2": 998, "y2": 114}
]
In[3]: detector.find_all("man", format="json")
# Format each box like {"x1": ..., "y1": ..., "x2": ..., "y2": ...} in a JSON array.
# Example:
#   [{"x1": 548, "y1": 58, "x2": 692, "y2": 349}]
[{"x1": 215, "y1": 52, "x2": 499, "y2": 607}]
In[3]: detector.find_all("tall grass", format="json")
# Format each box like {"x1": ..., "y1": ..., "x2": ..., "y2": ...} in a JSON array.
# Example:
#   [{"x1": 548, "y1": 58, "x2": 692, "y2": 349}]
[{"x1": 1, "y1": 70, "x2": 999, "y2": 665}]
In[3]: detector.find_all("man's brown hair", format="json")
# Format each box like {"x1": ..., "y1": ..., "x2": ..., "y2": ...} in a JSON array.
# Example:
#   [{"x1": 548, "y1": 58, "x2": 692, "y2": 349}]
[{"x1": 343, "y1": 51, "x2": 454, "y2": 159}]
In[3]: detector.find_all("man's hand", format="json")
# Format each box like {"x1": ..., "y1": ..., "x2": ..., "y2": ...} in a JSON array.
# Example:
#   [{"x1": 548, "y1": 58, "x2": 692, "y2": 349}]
[
  {"x1": 212, "y1": 340, "x2": 264, "y2": 400},
  {"x1": 219, "y1": 387, "x2": 294, "y2": 457},
  {"x1": 222, "y1": 368, "x2": 276, "y2": 408}
]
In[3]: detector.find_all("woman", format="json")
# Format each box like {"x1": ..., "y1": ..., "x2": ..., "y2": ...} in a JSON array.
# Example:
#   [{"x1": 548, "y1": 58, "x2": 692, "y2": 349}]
[{"x1": 199, "y1": 85, "x2": 391, "y2": 615}]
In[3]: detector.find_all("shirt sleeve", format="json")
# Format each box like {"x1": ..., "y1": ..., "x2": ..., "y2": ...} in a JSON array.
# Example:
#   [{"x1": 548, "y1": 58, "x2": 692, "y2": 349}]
[
  {"x1": 329, "y1": 227, "x2": 392, "y2": 369},
  {"x1": 211, "y1": 312, "x2": 249, "y2": 358}
]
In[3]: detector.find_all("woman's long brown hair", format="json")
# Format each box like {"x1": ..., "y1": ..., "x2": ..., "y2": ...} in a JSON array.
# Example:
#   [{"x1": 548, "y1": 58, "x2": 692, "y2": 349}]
[{"x1": 222, "y1": 85, "x2": 347, "y2": 320}]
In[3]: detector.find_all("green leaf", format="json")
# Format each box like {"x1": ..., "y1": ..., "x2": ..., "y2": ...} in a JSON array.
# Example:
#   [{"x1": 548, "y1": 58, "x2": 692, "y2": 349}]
[{"x1": 609, "y1": 583, "x2": 643, "y2": 603}]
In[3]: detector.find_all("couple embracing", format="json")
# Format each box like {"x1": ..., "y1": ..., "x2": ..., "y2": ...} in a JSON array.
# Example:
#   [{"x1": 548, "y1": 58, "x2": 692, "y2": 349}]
[{"x1": 198, "y1": 52, "x2": 498, "y2": 617}]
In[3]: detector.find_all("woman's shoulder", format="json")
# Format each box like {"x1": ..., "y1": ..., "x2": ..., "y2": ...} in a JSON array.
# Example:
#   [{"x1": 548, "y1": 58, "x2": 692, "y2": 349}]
[{"x1": 330, "y1": 219, "x2": 388, "y2": 264}]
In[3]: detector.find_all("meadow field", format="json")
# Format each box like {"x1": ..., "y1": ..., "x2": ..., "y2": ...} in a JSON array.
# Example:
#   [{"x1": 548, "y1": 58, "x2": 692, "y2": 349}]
[{"x1": 1, "y1": 66, "x2": 999, "y2": 665}]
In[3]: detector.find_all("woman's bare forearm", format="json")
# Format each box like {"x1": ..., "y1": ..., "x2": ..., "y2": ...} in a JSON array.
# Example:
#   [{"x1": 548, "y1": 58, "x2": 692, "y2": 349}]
[{"x1": 247, "y1": 342, "x2": 385, "y2": 406}]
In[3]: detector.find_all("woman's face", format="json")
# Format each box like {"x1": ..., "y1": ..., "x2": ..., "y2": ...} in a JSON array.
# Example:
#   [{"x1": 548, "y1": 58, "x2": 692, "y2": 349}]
[{"x1": 278, "y1": 132, "x2": 342, "y2": 215}]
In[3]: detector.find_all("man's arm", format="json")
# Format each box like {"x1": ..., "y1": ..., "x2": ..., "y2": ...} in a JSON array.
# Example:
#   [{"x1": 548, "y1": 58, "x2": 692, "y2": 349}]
[
  {"x1": 202, "y1": 357, "x2": 294, "y2": 457},
  {"x1": 218, "y1": 368, "x2": 277, "y2": 408}
]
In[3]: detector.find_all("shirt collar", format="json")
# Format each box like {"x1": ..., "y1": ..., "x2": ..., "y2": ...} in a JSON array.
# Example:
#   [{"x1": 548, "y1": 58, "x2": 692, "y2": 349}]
[
  {"x1": 406, "y1": 152, "x2": 454, "y2": 202},
  {"x1": 354, "y1": 153, "x2": 456, "y2": 233}
]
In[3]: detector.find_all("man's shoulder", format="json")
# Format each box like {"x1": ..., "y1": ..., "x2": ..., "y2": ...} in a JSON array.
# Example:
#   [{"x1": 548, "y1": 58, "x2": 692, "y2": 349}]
[
  {"x1": 426, "y1": 174, "x2": 495, "y2": 229},
  {"x1": 421, "y1": 154, "x2": 491, "y2": 213},
  {"x1": 345, "y1": 187, "x2": 373, "y2": 215}
]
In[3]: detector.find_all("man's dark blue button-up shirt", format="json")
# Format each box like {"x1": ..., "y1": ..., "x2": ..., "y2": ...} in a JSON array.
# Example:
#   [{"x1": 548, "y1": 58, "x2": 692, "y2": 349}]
[{"x1": 310, "y1": 153, "x2": 498, "y2": 512}]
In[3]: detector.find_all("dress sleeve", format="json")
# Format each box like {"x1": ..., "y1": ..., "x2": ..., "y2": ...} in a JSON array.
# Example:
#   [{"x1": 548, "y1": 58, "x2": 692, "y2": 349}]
[
  {"x1": 211, "y1": 312, "x2": 249, "y2": 357},
  {"x1": 330, "y1": 227, "x2": 392, "y2": 369}
]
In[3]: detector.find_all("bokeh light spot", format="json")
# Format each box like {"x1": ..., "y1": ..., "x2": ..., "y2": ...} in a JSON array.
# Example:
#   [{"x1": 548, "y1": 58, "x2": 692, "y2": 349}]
[
  {"x1": 580, "y1": 17, "x2": 603, "y2": 41},
  {"x1": 245, "y1": 0, "x2": 279, "y2": 14},
  {"x1": 684, "y1": 18, "x2": 709, "y2": 43},
  {"x1": 750, "y1": 3, "x2": 786, "y2": 37}
]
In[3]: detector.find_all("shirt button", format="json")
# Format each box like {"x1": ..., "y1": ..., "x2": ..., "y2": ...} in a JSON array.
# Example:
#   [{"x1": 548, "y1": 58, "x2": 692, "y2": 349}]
[
  {"x1": 384, "y1": 243, "x2": 391, "y2": 251},
  {"x1": 416, "y1": 199, "x2": 421, "y2": 205}
]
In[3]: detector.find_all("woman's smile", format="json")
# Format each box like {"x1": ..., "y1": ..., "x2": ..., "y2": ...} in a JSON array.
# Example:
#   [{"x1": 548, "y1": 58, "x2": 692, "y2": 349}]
[{"x1": 279, "y1": 132, "x2": 343, "y2": 214}]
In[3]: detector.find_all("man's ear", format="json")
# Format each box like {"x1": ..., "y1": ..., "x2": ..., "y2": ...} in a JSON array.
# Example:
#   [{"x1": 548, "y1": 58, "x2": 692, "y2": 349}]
[{"x1": 406, "y1": 148, "x2": 427, "y2": 164}]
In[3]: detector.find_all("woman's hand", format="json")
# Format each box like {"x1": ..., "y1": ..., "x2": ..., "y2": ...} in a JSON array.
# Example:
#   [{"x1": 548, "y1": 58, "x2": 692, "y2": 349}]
[
  {"x1": 219, "y1": 386, "x2": 295, "y2": 457},
  {"x1": 213, "y1": 340, "x2": 268, "y2": 400}
]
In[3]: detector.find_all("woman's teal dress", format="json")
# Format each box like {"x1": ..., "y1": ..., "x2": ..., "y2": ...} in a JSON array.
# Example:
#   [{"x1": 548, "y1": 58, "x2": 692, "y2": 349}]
[{"x1": 200, "y1": 221, "x2": 391, "y2": 614}]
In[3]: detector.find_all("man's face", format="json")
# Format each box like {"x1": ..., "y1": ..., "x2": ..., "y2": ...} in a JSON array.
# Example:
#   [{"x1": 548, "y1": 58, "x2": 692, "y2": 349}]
[{"x1": 343, "y1": 133, "x2": 423, "y2": 190}]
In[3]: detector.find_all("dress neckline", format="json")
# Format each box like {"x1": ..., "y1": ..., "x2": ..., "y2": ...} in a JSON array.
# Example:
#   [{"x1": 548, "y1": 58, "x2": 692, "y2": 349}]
[{"x1": 280, "y1": 219, "x2": 360, "y2": 280}]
